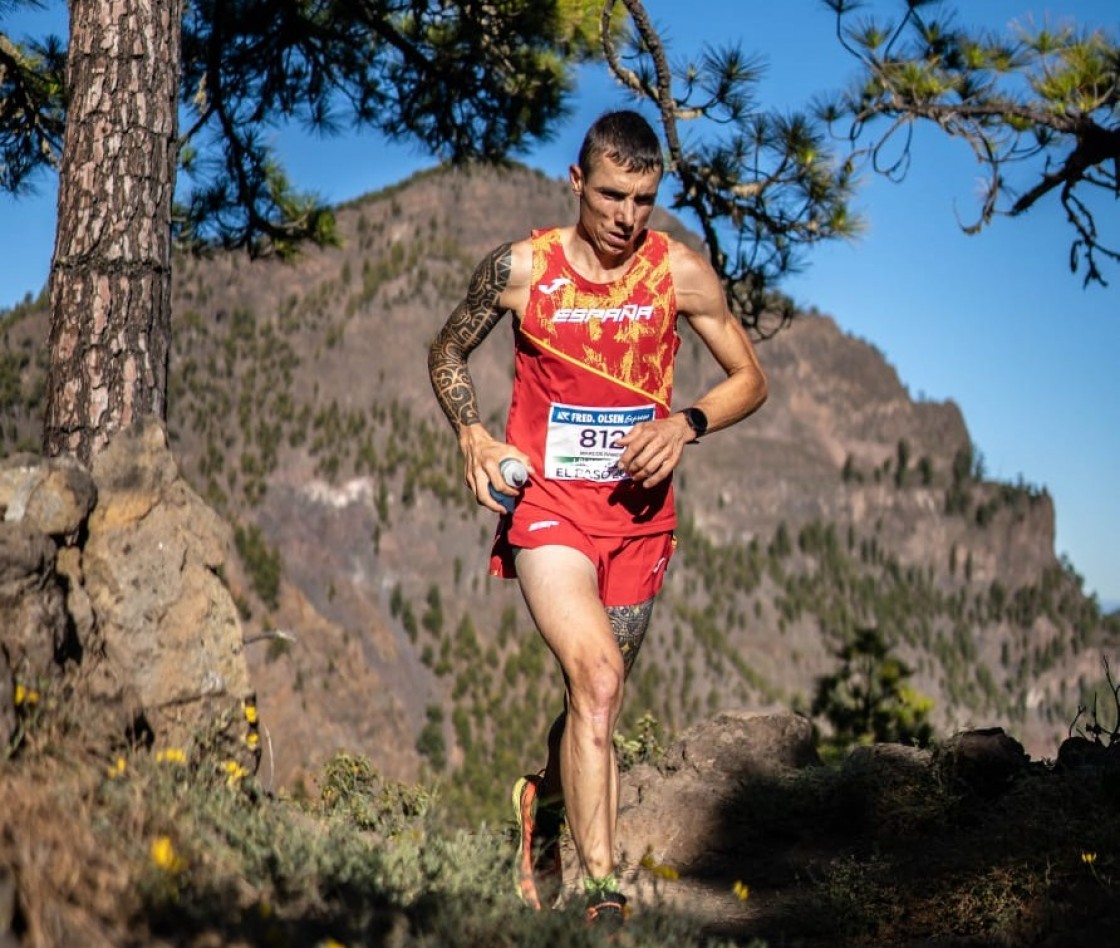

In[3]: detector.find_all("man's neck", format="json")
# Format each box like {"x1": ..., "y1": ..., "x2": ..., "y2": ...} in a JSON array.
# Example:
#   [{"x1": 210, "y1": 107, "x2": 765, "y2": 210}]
[{"x1": 566, "y1": 225, "x2": 645, "y2": 283}]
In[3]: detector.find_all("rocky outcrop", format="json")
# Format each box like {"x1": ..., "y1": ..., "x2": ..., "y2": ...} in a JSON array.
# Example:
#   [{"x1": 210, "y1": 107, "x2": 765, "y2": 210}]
[
  {"x1": 615, "y1": 711, "x2": 819, "y2": 877},
  {"x1": 84, "y1": 421, "x2": 253, "y2": 747},
  {"x1": 589, "y1": 714, "x2": 1111, "y2": 938},
  {"x1": 0, "y1": 456, "x2": 90, "y2": 748},
  {"x1": 1, "y1": 420, "x2": 254, "y2": 761}
]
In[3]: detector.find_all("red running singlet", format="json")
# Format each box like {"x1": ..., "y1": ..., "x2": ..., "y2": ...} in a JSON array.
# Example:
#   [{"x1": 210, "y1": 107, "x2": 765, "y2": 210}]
[{"x1": 503, "y1": 227, "x2": 681, "y2": 536}]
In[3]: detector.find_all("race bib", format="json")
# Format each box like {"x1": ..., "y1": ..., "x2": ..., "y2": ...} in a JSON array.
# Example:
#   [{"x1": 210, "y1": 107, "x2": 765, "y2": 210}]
[{"x1": 544, "y1": 402, "x2": 656, "y2": 481}]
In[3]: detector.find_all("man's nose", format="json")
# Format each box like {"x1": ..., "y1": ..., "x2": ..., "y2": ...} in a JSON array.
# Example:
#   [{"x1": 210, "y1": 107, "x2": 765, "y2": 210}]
[{"x1": 616, "y1": 200, "x2": 636, "y2": 229}]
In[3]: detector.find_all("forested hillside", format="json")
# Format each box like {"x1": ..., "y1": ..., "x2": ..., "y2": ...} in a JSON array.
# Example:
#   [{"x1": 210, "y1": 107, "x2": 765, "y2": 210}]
[{"x1": 2, "y1": 163, "x2": 1115, "y2": 824}]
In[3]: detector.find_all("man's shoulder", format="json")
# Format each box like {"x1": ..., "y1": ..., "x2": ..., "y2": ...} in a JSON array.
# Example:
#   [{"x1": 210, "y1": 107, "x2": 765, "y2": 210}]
[
  {"x1": 530, "y1": 225, "x2": 576, "y2": 248},
  {"x1": 665, "y1": 236, "x2": 713, "y2": 280},
  {"x1": 663, "y1": 237, "x2": 727, "y2": 318}
]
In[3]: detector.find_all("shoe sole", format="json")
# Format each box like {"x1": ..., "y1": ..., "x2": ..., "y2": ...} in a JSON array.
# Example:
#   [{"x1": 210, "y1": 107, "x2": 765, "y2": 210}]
[
  {"x1": 533, "y1": 811, "x2": 564, "y2": 908},
  {"x1": 586, "y1": 894, "x2": 627, "y2": 938}
]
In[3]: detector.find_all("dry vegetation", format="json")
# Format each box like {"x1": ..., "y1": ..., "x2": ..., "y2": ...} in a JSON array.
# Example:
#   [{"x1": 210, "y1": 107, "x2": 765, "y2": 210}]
[{"x1": 3, "y1": 684, "x2": 1119, "y2": 947}]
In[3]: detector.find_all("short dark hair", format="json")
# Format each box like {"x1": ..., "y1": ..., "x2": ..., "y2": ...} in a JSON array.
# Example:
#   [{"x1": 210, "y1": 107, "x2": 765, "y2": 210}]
[{"x1": 577, "y1": 110, "x2": 663, "y2": 177}]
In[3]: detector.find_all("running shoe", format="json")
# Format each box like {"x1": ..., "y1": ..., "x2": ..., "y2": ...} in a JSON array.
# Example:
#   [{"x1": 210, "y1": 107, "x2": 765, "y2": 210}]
[
  {"x1": 512, "y1": 772, "x2": 565, "y2": 910},
  {"x1": 585, "y1": 889, "x2": 627, "y2": 933},
  {"x1": 513, "y1": 773, "x2": 543, "y2": 910}
]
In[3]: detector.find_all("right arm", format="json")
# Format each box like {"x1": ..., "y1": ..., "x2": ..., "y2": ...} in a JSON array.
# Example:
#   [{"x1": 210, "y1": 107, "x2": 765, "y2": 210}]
[{"x1": 427, "y1": 241, "x2": 532, "y2": 510}]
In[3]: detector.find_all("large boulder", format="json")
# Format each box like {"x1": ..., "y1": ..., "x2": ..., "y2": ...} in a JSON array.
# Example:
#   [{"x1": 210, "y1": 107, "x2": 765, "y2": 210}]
[
  {"x1": 0, "y1": 455, "x2": 94, "y2": 695},
  {"x1": 936, "y1": 727, "x2": 1030, "y2": 799},
  {"x1": 0, "y1": 421, "x2": 256, "y2": 762},
  {"x1": 615, "y1": 711, "x2": 819, "y2": 876},
  {"x1": 0, "y1": 523, "x2": 69, "y2": 683},
  {"x1": 80, "y1": 420, "x2": 253, "y2": 753},
  {"x1": 0, "y1": 453, "x2": 96, "y2": 542},
  {"x1": 0, "y1": 465, "x2": 81, "y2": 748}
]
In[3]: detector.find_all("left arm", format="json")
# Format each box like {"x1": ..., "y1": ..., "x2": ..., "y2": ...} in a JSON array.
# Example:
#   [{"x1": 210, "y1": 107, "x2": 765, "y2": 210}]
[{"x1": 617, "y1": 242, "x2": 768, "y2": 486}]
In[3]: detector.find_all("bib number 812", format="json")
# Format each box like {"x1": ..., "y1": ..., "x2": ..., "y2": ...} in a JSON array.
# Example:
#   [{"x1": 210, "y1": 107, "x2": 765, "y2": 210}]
[{"x1": 580, "y1": 428, "x2": 627, "y2": 450}]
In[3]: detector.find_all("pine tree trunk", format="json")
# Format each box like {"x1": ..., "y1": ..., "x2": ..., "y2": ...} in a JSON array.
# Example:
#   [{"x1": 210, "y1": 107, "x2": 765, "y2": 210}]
[{"x1": 44, "y1": 0, "x2": 182, "y2": 464}]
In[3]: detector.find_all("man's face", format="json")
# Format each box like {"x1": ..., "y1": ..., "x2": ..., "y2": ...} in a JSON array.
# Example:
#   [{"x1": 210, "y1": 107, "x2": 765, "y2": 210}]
[{"x1": 571, "y1": 154, "x2": 662, "y2": 264}]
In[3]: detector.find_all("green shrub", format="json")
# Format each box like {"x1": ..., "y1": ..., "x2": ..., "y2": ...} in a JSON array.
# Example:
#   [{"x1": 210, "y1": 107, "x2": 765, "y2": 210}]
[{"x1": 233, "y1": 523, "x2": 283, "y2": 611}]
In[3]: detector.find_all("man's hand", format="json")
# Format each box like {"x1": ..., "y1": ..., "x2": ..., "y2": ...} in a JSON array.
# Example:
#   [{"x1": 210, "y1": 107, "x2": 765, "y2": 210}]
[
  {"x1": 615, "y1": 413, "x2": 693, "y2": 488},
  {"x1": 459, "y1": 425, "x2": 533, "y2": 512}
]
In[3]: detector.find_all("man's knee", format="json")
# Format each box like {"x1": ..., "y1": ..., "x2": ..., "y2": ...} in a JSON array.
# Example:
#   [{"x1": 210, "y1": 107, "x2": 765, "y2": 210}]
[{"x1": 569, "y1": 656, "x2": 625, "y2": 720}]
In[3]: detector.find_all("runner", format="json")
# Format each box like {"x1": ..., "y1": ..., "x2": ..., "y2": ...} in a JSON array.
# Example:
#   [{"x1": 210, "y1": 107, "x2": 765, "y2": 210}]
[{"x1": 428, "y1": 109, "x2": 768, "y2": 929}]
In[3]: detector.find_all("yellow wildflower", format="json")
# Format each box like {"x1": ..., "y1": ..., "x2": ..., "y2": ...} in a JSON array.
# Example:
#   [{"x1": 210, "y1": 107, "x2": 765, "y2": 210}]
[
  {"x1": 223, "y1": 760, "x2": 249, "y2": 786},
  {"x1": 156, "y1": 748, "x2": 187, "y2": 765},
  {"x1": 318, "y1": 940, "x2": 346, "y2": 948},
  {"x1": 245, "y1": 731, "x2": 260, "y2": 749},
  {"x1": 1081, "y1": 852, "x2": 1098, "y2": 865},
  {"x1": 14, "y1": 684, "x2": 39, "y2": 706},
  {"x1": 107, "y1": 757, "x2": 127, "y2": 779},
  {"x1": 639, "y1": 849, "x2": 679, "y2": 881},
  {"x1": 733, "y1": 880, "x2": 750, "y2": 901},
  {"x1": 150, "y1": 835, "x2": 186, "y2": 874},
  {"x1": 243, "y1": 702, "x2": 259, "y2": 725}
]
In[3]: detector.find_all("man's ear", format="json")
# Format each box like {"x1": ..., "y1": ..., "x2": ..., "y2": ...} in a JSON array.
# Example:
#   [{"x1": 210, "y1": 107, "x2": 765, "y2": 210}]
[{"x1": 569, "y1": 164, "x2": 584, "y2": 196}]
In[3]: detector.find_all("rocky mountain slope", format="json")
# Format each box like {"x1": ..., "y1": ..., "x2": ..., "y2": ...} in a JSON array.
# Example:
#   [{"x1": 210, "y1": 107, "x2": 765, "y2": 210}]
[{"x1": 1, "y1": 163, "x2": 1114, "y2": 819}]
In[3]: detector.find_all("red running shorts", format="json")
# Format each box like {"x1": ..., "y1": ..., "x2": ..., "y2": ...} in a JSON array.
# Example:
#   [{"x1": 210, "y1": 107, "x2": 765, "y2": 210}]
[{"x1": 490, "y1": 503, "x2": 675, "y2": 607}]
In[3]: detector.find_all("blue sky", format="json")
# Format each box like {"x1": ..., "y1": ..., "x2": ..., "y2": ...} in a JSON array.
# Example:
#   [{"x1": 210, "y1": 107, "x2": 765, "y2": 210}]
[{"x1": 1, "y1": 1, "x2": 1117, "y2": 606}]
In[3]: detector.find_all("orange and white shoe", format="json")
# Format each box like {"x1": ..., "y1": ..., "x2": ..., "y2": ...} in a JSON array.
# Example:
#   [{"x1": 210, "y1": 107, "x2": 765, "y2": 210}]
[
  {"x1": 586, "y1": 889, "x2": 627, "y2": 934},
  {"x1": 513, "y1": 773, "x2": 544, "y2": 910},
  {"x1": 512, "y1": 772, "x2": 564, "y2": 910}
]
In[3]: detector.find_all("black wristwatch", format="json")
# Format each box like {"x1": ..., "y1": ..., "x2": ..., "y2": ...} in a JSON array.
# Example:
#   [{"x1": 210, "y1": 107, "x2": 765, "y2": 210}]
[{"x1": 681, "y1": 406, "x2": 708, "y2": 441}]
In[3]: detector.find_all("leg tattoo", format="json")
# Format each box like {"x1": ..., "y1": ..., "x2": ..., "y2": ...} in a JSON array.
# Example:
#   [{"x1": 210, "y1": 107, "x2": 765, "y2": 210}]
[{"x1": 606, "y1": 598, "x2": 655, "y2": 679}]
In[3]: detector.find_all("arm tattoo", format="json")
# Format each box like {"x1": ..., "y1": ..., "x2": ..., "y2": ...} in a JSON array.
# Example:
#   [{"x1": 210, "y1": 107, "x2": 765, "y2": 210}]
[
  {"x1": 607, "y1": 598, "x2": 655, "y2": 679},
  {"x1": 428, "y1": 242, "x2": 513, "y2": 431}
]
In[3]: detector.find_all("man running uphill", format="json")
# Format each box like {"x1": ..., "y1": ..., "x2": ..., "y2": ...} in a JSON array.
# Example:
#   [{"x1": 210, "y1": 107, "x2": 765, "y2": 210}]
[{"x1": 427, "y1": 110, "x2": 768, "y2": 929}]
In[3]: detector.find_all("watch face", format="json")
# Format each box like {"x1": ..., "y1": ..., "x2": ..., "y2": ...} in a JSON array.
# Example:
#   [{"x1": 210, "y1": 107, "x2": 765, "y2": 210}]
[{"x1": 685, "y1": 407, "x2": 708, "y2": 437}]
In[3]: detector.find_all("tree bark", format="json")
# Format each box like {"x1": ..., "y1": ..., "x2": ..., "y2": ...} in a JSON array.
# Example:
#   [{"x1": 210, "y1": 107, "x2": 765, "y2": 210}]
[{"x1": 44, "y1": 0, "x2": 181, "y2": 464}]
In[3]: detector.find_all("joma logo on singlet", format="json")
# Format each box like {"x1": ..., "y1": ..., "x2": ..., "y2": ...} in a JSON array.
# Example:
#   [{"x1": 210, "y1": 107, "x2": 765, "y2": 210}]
[
  {"x1": 552, "y1": 304, "x2": 654, "y2": 324},
  {"x1": 538, "y1": 277, "x2": 572, "y2": 294}
]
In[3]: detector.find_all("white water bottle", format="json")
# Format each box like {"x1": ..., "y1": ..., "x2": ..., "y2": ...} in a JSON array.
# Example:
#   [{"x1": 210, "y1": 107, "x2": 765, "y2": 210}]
[{"x1": 489, "y1": 457, "x2": 528, "y2": 513}]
